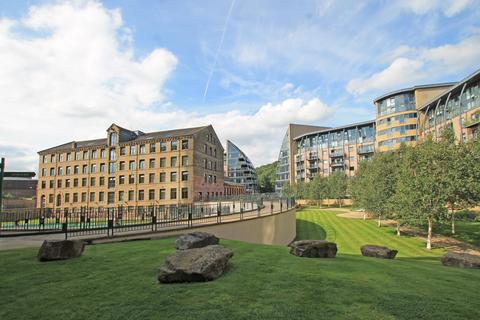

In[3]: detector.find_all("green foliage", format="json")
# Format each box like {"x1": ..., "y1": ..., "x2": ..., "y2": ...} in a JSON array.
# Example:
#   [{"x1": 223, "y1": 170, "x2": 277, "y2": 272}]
[
  {"x1": 326, "y1": 171, "x2": 348, "y2": 205},
  {"x1": 2, "y1": 210, "x2": 480, "y2": 319},
  {"x1": 256, "y1": 161, "x2": 277, "y2": 193},
  {"x1": 281, "y1": 181, "x2": 294, "y2": 197}
]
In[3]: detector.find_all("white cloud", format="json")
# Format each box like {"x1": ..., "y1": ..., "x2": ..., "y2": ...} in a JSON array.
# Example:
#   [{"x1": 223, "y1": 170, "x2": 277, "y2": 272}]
[
  {"x1": 346, "y1": 34, "x2": 480, "y2": 95},
  {"x1": 0, "y1": 0, "x2": 334, "y2": 171},
  {"x1": 398, "y1": 0, "x2": 474, "y2": 17}
]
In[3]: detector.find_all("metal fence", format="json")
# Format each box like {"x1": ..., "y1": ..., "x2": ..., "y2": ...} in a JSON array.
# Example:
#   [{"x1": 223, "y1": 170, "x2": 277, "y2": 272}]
[{"x1": 0, "y1": 197, "x2": 295, "y2": 239}]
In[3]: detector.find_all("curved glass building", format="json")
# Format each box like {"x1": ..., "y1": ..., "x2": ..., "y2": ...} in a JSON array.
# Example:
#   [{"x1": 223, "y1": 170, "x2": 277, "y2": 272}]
[
  {"x1": 224, "y1": 140, "x2": 257, "y2": 194},
  {"x1": 374, "y1": 83, "x2": 454, "y2": 152}
]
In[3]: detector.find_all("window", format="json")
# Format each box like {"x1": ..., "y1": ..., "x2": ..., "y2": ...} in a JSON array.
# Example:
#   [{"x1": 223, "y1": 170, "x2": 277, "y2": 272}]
[
  {"x1": 57, "y1": 179, "x2": 62, "y2": 188},
  {"x1": 50, "y1": 168, "x2": 55, "y2": 176},
  {"x1": 100, "y1": 163, "x2": 106, "y2": 172},
  {"x1": 66, "y1": 179, "x2": 71, "y2": 188},
  {"x1": 107, "y1": 192, "x2": 115, "y2": 204},
  {"x1": 81, "y1": 192, "x2": 87, "y2": 202},
  {"x1": 149, "y1": 159, "x2": 155, "y2": 169},
  {"x1": 159, "y1": 189, "x2": 166, "y2": 200},
  {"x1": 204, "y1": 144, "x2": 207, "y2": 153},
  {"x1": 181, "y1": 155, "x2": 188, "y2": 166},
  {"x1": 140, "y1": 144, "x2": 146, "y2": 154},
  {"x1": 170, "y1": 172, "x2": 177, "y2": 182},
  {"x1": 109, "y1": 132, "x2": 118, "y2": 146},
  {"x1": 42, "y1": 155, "x2": 47, "y2": 163},
  {"x1": 149, "y1": 173, "x2": 155, "y2": 183},
  {"x1": 83, "y1": 151, "x2": 89, "y2": 160},
  {"x1": 120, "y1": 147, "x2": 126, "y2": 156},
  {"x1": 109, "y1": 148, "x2": 116, "y2": 161},
  {"x1": 159, "y1": 172, "x2": 166, "y2": 182},
  {"x1": 119, "y1": 161, "x2": 125, "y2": 170},
  {"x1": 171, "y1": 140, "x2": 177, "y2": 151},
  {"x1": 181, "y1": 188, "x2": 188, "y2": 199},
  {"x1": 99, "y1": 192, "x2": 104, "y2": 202},
  {"x1": 73, "y1": 193, "x2": 78, "y2": 203},
  {"x1": 130, "y1": 145, "x2": 136, "y2": 155},
  {"x1": 82, "y1": 178, "x2": 87, "y2": 187},
  {"x1": 57, "y1": 167, "x2": 63, "y2": 176},
  {"x1": 90, "y1": 192, "x2": 95, "y2": 202},
  {"x1": 182, "y1": 139, "x2": 188, "y2": 149},
  {"x1": 91, "y1": 164, "x2": 96, "y2": 173},
  {"x1": 160, "y1": 157, "x2": 166, "y2": 167},
  {"x1": 92, "y1": 150, "x2": 97, "y2": 159},
  {"x1": 204, "y1": 159, "x2": 207, "y2": 169},
  {"x1": 181, "y1": 171, "x2": 188, "y2": 181},
  {"x1": 65, "y1": 193, "x2": 70, "y2": 203},
  {"x1": 171, "y1": 156, "x2": 177, "y2": 167},
  {"x1": 49, "y1": 194, "x2": 54, "y2": 203},
  {"x1": 170, "y1": 188, "x2": 177, "y2": 199},
  {"x1": 129, "y1": 174, "x2": 135, "y2": 184},
  {"x1": 41, "y1": 168, "x2": 46, "y2": 177},
  {"x1": 99, "y1": 177, "x2": 105, "y2": 186},
  {"x1": 74, "y1": 165, "x2": 79, "y2": 174},
  {"x1": 149, "y1": 189, "x2": 155, "y2": 200},
  {"x1": 119, "y1": 175, "x2": 125, "y2": 185},
  {"x1": 41, "y1": 181, "x2": 46, "y2": 189},
  {"x1": 108, "y1": 177, "x2": 115, "y2": 188},
  {"x1": 129, "y1": 161, "x2": 135, "y2": 170},
  {"x1": 109, "y1": 163, "x2": 116, "y2": 174},
  {"x1": 138, "y1": 190, "x2": 144, "y2": 201},
  {"x1": 75, "y1": 152, "x2": 80, "y2": 160},
  {"x1": 213, "y1": 176, "x2": 217, "y2": 183},
  {"x1": 73, "y1": 179, "x2": 78, "y2": 187},
  {"x1": 59, "y1": 154, "x2": 64, "y2": 162},
  {"x1": 118, "y1": 191, "x2": 124, "y2": 202},
  {"x1": 51, "y1": 154, "x2": 56, "y2": 163},
  {"x1": 100, "y1": 149, "x2": 106, "y2": 158},
  {"x1": 82, "y1": 165, "x2": 88, "y2": 174},
  {"x1": 149, "y1": 143, "x2": 156, "y2": 153},
  {"x1": 139, "y1": 174, "x2": 145, "y2": 184},
  {"x1": 139, "y1": 160, "x2": 145, "y2": 169},
  {"x1": 66, "y1": 153, "x2": 71, "y2": 161},
  {"x1": 160, "y1": 142, "x2": 166, "y2": 152},
  {"x1": 125, "y1": 190, "x2": 133, "y2": 201},
  {"x1": 90, "y1": 177, "x2": 95, "y2": 187}
]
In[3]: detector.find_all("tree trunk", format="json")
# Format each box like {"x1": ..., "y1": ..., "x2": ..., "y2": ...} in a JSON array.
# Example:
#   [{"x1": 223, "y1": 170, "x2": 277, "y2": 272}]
[
  {"x1": 339, "y1": 199, "x2": 342, "y2": 207},
  {"x1": 451, "y1": 208, "x2": 456, "y2": 235},
  {"x1": 363, "y1": 212, "x2": 366, "y2": 221},
  {"x1": 427, "y1": 217, "x2": 432, "y2": 250},
  {"x1": 396, "y1": 222, "x2": 401, "y2": 236},
  {"x1": 377, "y1": 215, "x2": 381, "y2": 227}
]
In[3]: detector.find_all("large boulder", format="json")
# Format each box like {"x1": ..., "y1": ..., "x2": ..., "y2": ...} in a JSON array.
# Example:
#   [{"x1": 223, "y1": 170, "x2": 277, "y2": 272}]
[
  {"x1": 37, "y1": 240, "x2": 85, "y2": 261},
  {"x1": 361, "y1": 245, "x2": 398, "y2": 259},
  {"x1": 175, "y1": 232, "x2": 219, "y2": 250},
  {"x1": 158, "y1": 245, "x2": 233, "y2": 283},
  {"x1": 289, "y1": 240, "x2": 337, "y2": 258},
  {"x1": 441, "y1": 252, "x2": 480, "y2": 268}
]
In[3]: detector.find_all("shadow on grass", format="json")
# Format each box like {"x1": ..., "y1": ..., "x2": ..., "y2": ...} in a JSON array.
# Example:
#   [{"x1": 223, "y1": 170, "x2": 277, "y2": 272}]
[{"x1": 295, "y1": 219, "x2": 327, "y2": 240}]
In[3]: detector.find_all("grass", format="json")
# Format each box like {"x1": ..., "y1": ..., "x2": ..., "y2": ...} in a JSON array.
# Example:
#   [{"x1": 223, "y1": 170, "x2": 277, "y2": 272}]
[
  {"x1": 431, "y1": 220, "x2": 480, "y2": 247},
  {"x1": 0, "y1": 207, "x2": 479, "y2": 320}
]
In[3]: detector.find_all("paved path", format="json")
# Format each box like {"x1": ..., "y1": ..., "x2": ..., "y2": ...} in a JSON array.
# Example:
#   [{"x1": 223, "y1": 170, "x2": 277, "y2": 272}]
[{"x1": 0, "y1": 200, "x2": 289, "y2": 251}]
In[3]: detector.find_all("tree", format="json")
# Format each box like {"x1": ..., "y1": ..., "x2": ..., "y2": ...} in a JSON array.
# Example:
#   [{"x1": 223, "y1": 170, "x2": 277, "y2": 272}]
[
  {"x1": 310, "y1": 175, "x2": 328, "y2": 207},
  {"x1": 295, "y1": 180, "x2": 307, "y2": 200},
  {"x1": 281, "y1": 181, "x2": 294, "y2": 197},
  {"x1": 395, "y1": 137, "x2": 449, "y2": 250},
  {"x1": 256, "y1": 161, "x2": 277, "y2": 193},
  {"x1": 327, "y1": 171, "x2": 347, "y2": 207}
]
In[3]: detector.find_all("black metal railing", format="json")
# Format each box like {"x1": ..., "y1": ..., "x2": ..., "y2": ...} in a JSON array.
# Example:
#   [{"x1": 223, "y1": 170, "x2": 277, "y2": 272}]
[{"x1": 0, "y1": 197, "x2": 296, "y2": 239}]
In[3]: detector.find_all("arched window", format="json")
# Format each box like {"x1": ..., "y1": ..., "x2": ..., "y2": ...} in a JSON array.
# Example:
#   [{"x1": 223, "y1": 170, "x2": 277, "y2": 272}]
[{"x1": 109, "y1": 132, "x2": 118, "y2": 146}]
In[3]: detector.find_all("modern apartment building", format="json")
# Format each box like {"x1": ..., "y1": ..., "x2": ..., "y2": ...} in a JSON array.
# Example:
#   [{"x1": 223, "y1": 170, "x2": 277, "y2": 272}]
[
  {"x1": 374, "y1": 83, "x2": 454, "y2": 152},
  {"x1": 418, "y1": 69, "x2": 480, "y2": 142},
  {"x1": 275, "y1": 67, "x2": 480, "y2": 191},
  {"x1": 224, "y1": 140, "x2": 257, "y2": 193},
  {"x1": 37, "y1": 124, "x2": 224, "y2": 211},
  {"x1": 275, "y1": 124, "x2": 329, "y2": 192},
  {"x1": 294, "y1": 121, "x2": 375, "y2": 182}
]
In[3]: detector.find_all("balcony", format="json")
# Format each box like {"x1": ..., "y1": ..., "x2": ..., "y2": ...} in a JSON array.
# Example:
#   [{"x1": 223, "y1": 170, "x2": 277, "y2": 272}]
[
  {"x1": 329, "y1": 150, "x2": 344, "y2": 158},
  {"x1": 308, "y1": 152, "x2": 318, "y2": 160},
  {"x1": 358, "y1": 145, "x2": 374, "y2": 154}
]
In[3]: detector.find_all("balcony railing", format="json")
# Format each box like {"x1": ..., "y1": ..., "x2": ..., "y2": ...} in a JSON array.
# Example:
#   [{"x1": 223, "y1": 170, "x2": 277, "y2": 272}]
[{"x1": 329, "y1": 151, "x2": 344, "y2": 158}]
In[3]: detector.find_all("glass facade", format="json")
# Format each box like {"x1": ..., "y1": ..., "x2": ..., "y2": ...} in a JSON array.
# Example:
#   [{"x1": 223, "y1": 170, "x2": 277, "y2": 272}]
[
  {"x1": 275, "y1": 130, "x2": 290, "y2": 192},
  {"x1": 377, "y1": 92, "x2": 415, "y2": 117},
  {"x1": 225, "y1": 140, "x2": 257, "y2": 193}
]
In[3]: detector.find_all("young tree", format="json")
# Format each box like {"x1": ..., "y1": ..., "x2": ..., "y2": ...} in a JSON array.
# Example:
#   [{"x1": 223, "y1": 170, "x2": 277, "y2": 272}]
[
  {"x1": 395, "y1": 137, "x2": 449, "y2": 250},
  {"x1": 310, "y1": 175, "x2": 328, "y2": 207},
  {"x1": 281, "y1": 181, "x2": 294, "y2": 198},
  {"x1": 327, "y1": 171, "x2": 347, "y2": 207}
]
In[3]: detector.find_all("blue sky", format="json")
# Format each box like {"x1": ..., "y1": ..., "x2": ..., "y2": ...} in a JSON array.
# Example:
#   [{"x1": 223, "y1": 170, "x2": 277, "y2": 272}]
[{"x1": 0, "y1": 0, "x2": 479, "y2": 170}]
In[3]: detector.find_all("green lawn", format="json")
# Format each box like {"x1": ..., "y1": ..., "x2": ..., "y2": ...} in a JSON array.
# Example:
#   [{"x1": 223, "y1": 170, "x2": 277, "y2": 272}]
[
  {"x1": 432, "y1": 220, "x2": 480, "y2": 247},
  {"x1": 1, "y1": 207, "x2": 479, "y2": 320}
]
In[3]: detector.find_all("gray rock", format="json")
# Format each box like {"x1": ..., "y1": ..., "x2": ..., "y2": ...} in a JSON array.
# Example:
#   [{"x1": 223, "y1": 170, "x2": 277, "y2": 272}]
[
  {"x1": 158, "y1": 245, "x2": 233, "y2": 283},
  {"x1": 37, "y1": 240, "x2": 85, "y2": 261},
  {"x1": 441, "y1": 252, "x2": 480, "y2": 268},
  {"x1": 175, "y1": 232, "x2": 219, "y2": 250},
  {"x1": 361, "y1": 245, "x2": 398, "y2": 259},
  {"x1": 289, "y1": 240, "x2": 337, "y2": 258}
]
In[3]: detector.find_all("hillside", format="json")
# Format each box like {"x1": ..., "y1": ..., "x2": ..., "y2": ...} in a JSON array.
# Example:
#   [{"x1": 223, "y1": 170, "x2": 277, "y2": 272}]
[{"x1": 256, "y1": 161, "x2": 277, "y2": 193}]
